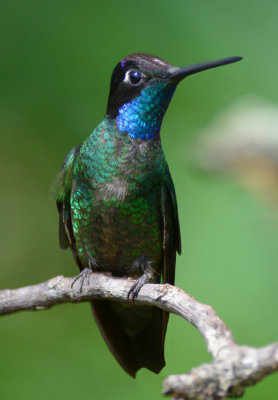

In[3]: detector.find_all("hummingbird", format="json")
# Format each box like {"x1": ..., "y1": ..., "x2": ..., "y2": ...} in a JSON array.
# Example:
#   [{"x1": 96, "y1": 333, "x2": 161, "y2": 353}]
[{"x1": 53, "y1": 53, "x2": 242, "y2": 377}]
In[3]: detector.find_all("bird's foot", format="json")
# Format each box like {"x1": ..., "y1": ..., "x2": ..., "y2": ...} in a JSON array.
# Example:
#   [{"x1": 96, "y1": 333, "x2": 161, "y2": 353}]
[
  {"x1": 127, "y1": 254, "x2": 156, "y2": 300},
  {"x1": 128, "y1": 273, "x2": 149, "y2": 300},
  {"x1": 71, "y1": 267, "x2": 92, "y2": 293}
]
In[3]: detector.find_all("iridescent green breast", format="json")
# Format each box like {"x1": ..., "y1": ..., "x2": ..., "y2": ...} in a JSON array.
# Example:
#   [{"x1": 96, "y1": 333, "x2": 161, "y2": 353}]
[{"x1": 70, "y1": 117, "x2": 167, "y2": 276}]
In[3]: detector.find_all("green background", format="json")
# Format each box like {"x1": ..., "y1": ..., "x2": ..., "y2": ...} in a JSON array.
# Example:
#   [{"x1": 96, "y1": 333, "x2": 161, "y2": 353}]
[{"x1": 1, "y1": 0, "x2": 278, "y2": 399}]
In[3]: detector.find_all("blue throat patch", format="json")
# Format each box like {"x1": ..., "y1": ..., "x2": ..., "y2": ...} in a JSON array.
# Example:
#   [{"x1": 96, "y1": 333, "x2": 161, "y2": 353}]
[{"x1": 116, "y1": 81, "x2": 176, "y2": 140}]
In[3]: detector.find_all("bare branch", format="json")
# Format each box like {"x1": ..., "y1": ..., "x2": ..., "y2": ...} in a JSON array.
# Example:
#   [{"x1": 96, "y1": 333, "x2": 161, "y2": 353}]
[
  {"x1": 163, "y1": 342, "x2": 278, "y2": 399},
  {"x1": 0, "y1": 273, "x2": 277, "y2": 399}
]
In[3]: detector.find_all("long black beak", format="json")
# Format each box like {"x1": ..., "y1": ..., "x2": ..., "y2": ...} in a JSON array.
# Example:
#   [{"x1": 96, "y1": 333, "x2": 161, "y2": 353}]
[{"x1": 170, "y1": 56, "x2": 242, "y2": 82}]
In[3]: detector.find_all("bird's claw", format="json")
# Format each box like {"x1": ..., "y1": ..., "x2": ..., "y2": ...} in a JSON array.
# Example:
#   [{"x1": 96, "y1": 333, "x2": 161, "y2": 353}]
[
  {"x1": 127, "y1": 274, "x2": 148, "y2": 301},
  {"x1": 71, "y1": 267, "x2": 92, "y2": 293},
  {"x1": 127, "y1": 283, "x2": 140, "y2": 300}
]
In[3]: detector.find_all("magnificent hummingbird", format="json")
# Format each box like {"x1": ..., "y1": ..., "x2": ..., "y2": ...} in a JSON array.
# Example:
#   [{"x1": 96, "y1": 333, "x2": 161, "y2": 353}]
[{"x1": 53, "y1": 53, "x2": 242, "y2": 377}]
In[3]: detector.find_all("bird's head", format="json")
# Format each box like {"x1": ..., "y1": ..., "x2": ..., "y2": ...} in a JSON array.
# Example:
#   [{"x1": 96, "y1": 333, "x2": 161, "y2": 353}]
[{"x1": 106, "y1": 53, "x2": 242, "y2": 140}]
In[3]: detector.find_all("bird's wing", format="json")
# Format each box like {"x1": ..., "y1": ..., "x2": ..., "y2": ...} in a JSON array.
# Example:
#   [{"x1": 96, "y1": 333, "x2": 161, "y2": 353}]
[
  {"x1": 51, "y1": 146, "x2": 80, "y2": 251},
  {"x1": 161, "y1": 168, "x2": 181, "y2": 286}
]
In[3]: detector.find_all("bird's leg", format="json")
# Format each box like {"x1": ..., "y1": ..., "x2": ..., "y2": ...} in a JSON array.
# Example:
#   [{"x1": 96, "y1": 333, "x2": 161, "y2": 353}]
[
  {"x1": 127, "y1": 254, "x2": 157, "y2": 300},
  {"x1": 71, "y1": 252, "x2": 98, "y2": 292},
  {"x1": 87, "y1": 252, "x2": 99, "y2": 271},
  {"x1": 71, "y1": 268, "x2": 92, "y2": 292}
]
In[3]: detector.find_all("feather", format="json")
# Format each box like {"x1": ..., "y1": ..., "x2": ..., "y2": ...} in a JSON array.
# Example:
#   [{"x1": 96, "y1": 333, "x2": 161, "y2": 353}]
[{"x1": 52, "y1": 146, "x2": 81, "y2": 264}]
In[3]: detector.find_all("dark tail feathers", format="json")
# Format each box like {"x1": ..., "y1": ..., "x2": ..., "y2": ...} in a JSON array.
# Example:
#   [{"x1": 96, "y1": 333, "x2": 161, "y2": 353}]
[{"x1": 90, "y1": 300, "x2": 168, "y2": 377}]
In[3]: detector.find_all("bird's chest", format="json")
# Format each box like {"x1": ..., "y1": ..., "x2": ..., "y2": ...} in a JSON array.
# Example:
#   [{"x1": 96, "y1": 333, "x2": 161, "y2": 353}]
[
  {"x1": 77, "y1": 136, "x2": 165, "y2": 200},
  {"x1": 71, "y1": 135, "x2": 165, "y2": 271}
]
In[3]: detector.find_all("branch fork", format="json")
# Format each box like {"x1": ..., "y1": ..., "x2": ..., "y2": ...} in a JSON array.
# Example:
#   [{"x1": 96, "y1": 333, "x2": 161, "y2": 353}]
[{"x1": 0, "y1": 273, "x2": 277, "y2": 399}]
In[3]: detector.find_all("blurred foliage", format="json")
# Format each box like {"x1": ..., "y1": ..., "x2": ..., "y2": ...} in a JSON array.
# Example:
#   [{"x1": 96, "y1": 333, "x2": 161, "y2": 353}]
[{"x1": 1, "y1": 0, "x2": 278, "y2": 399}]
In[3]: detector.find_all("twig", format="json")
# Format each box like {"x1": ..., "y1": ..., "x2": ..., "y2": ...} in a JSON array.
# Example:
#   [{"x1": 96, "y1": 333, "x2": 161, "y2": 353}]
[{"x1": 0, "y1": 272, "x2": 277, "y2": 399}]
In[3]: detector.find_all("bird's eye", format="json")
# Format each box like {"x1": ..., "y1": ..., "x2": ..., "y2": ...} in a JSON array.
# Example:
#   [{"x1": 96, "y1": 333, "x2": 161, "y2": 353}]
[{"x1": 124, "y1": 70, "x2": 144, "y2": 86}]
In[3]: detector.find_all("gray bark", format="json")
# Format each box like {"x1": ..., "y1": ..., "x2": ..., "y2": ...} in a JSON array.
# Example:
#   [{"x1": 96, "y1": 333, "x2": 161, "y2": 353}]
[{"x1": 0, "y1": 272, "x2": 277, "y2": 399}]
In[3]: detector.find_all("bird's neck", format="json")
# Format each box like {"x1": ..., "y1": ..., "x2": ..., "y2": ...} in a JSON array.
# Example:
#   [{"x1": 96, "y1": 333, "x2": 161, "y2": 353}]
[{"x1": 115, "y1": 81, "x2": 176, "y2": 140}]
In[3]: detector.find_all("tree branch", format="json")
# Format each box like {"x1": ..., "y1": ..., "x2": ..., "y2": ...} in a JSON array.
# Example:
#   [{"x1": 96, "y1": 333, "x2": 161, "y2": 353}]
[{"x1": 0, "y1": 273, "x2": 277, "y2": 399}]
